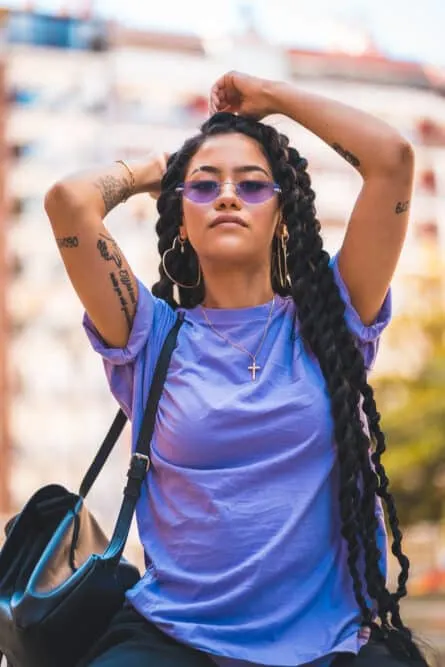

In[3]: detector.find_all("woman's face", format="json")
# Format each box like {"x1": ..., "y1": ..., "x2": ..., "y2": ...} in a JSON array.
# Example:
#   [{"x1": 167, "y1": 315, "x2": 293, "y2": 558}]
[{"x1": 180, "y1": 133, "x2": 281, "y2": 269}]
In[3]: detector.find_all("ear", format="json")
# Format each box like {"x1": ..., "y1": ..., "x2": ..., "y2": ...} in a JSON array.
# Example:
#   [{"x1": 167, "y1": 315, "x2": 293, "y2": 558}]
[{"x1": 179, "y1": 224, "x2": 187, "y2": 242}]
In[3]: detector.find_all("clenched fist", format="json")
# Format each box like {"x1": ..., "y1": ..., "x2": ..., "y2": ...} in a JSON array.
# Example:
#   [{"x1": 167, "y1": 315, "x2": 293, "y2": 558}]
[{"x1": 209, "y1": 71, "x2": 277, "y2": 120}]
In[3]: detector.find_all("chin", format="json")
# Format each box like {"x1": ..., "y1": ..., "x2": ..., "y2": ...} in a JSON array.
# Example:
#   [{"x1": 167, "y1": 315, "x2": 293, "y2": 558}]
[{"x1": 202, "y1": 244, "x2": 256, "y2": 265}]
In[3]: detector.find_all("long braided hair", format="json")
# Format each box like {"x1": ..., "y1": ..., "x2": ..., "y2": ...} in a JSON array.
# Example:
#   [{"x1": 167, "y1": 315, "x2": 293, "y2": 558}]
[{"x1": 152, "y1": 112, "x2": 429, "y2": 664}]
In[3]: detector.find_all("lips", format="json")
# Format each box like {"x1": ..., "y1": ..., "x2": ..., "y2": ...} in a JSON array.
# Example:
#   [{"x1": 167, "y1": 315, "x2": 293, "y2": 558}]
[{"x1": 209, "y1": 215, "x2": 247, "y2": 228}]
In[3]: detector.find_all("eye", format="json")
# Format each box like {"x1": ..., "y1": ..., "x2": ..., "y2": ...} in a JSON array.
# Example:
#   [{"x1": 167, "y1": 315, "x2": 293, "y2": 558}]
[
  {"x1": 239, "y1": 180, "x2": 269, "y2": 193},
  {"x1": 189, "y1": 180, "x2": 219, "y2": 192}
]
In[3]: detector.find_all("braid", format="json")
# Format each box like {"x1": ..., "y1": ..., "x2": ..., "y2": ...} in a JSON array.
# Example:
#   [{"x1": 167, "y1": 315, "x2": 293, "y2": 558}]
[
  {"x1": 279, "y1": 152, "x2": 373, "y2": 624},
  {"x1": 281, "y1": 144, "x2": 427, "y2": 662},
  {"x1": 151, "y1": 112, "x2": 429, "y2": 664},
  {"x1": 152, "y1": 144, "x2": 205, "y2": 308}
]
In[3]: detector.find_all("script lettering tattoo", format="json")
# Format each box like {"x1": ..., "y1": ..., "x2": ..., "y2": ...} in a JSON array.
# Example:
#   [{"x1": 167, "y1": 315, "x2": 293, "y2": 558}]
[
  {"x1": 56, "y1": 236, "x2": 79, "y2": 249},
  {"x1": 395, "y1": 200, "x2": 410, "y2": 214},
  {"x1": 109, "y1": 271, "x2": 132, "y2": 329},
  {"x1": 97, "y1": 233, "x2": 122, "y2": 268},
  {"x1": 94, "y1": 175, "x2": 131, "y2": 215},
  {"x1": 119, "y1": 269, "x2": 137, "y2": 305},
  {"x1": 332, "y1": 143, "x2": 361, "y2": 167}
]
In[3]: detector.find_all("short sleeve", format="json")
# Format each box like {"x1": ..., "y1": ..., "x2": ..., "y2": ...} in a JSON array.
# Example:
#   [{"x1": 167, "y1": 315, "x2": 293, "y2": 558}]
[
  {"x1": 329, "y1": 254, "x2": 392, "y2": 371},
  {"x1": 83, "y1": 279, "x2": 155, "y2": 365},
  {"x1": 83, "y1": 279, "x2": 175, "y2": 417}
]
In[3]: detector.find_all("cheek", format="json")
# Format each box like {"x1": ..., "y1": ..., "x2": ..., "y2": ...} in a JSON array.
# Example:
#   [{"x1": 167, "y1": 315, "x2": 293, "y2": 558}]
[
  {"x1": 182, "y1": 201, "x2": 207, "y2": 228},
  {"x1": 181, "y1": 202, "x2": 209, "y2": 247},
  {"x1": 253, "y1": 204, "x2": 280, "y2": 236}
]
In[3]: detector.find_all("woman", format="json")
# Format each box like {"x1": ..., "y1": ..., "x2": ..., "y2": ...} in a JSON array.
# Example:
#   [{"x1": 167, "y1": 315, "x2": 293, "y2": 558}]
[{"x1": 44, "y1": 71, "x2": 428, "y2": 667}]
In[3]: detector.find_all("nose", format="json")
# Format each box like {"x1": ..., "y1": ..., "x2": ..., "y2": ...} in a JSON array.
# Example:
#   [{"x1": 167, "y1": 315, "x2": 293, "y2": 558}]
[{"x1": 214, "y1": 181, "x2": 241, "y2": 209}]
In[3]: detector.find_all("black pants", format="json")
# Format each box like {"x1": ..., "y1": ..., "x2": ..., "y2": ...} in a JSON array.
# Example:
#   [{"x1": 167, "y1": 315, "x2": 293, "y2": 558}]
[{"x1": 76, "y1": 604, "x2": 420, "y2": 667}]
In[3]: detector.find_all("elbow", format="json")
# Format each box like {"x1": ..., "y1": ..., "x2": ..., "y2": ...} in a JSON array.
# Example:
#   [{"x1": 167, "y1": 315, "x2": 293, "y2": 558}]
[
  {"x1": 381, "y1": 137, "x2": 415, "y2": 178},
  {"x1": 44, "y1": 181, "x2": 85, "y2": 224}
]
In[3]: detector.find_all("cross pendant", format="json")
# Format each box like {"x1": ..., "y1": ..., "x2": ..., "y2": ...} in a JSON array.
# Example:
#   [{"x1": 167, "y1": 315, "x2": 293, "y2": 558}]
[{"x1": 248, "y1": 361, "x2": 261, "y2": 381}]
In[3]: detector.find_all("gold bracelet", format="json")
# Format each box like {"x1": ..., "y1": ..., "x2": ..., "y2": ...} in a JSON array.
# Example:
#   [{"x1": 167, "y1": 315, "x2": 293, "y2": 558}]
[{"x1": 115, "y1": 159, "x2": 136, "y2": 202}]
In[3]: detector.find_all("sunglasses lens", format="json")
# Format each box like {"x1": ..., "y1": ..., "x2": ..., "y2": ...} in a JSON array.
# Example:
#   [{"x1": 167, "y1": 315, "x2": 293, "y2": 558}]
[
  {"x1": 180, "y1": 180, "x2": 279, "y2": 204},
  {"x1": 238, "y1": 181, "x2": 275, "y2": 203},
  {"x1": 184, "y1": 181, "x2": 219, "y2": 203}
]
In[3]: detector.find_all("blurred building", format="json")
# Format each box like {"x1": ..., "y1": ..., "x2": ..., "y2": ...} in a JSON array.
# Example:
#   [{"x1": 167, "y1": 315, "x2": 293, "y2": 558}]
[{"x1": 1, "y1": 8, "x2": 445, "y2": 539}]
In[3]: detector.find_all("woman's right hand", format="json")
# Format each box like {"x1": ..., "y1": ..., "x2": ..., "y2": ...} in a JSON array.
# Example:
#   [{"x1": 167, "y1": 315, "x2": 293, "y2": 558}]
[{"x1": 144, "y1": 151, "x2": 170, "y2": 200}]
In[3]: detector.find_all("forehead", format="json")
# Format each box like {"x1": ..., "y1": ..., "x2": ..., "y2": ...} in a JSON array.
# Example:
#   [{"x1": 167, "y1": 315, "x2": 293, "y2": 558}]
[{"x1": 185, "y1": 132, "x2": 271, "y2": 177}]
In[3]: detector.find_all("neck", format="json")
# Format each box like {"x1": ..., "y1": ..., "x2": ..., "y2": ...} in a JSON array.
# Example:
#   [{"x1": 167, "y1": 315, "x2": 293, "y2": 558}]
[{"x1": 201, "y1": 264, "x2": 274, "y2": 309}]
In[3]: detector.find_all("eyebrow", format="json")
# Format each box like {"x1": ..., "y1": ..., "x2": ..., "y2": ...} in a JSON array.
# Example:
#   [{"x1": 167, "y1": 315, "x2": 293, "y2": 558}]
[{"x1": 190, "y1": 165, "x2": 270, "y2": 177}]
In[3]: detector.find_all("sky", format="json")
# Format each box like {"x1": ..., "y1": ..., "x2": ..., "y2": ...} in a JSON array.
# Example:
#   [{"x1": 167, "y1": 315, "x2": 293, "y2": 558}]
[{"x1": 4, "y1": 0, "x2": 445, "y2": 68}]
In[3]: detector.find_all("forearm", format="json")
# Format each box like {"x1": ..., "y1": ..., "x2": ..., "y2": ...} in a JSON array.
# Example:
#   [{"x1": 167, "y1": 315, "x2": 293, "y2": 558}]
[
  {"x1": 45, "y1": 160, "x2": 159, "y2": 221},
  {"x1": 265, "y1": 81, "x2": 413, "y2": 178}
]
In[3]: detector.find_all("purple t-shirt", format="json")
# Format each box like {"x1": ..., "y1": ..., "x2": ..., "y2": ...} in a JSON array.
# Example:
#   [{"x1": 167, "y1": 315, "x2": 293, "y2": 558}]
[{"x1": 84, "y1": 255, "x2": 390, "y2": 667}]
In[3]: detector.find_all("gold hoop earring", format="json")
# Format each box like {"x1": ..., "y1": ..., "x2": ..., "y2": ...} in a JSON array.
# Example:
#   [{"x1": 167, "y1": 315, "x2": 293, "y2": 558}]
[
  {"x1": 161, "y1": 235, "x2": 201, "y2": 289},
  {"x1": 276, "y1": 226, "x2": 290, "y2": 288}
]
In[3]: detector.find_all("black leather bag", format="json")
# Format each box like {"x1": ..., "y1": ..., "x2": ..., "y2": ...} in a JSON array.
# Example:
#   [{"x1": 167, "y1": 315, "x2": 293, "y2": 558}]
[{"x1": 0, "y1": 315, "x2": 183, "y2": 667}]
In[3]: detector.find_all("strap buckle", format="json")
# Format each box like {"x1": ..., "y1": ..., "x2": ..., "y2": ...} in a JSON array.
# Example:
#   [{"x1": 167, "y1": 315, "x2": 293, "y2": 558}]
[
  {"x1": 133, "y1": 452, "x2": 149, "y2": 463},
  {"x1": 128, "y1": 452, "x2": 150, "y2": 481}
]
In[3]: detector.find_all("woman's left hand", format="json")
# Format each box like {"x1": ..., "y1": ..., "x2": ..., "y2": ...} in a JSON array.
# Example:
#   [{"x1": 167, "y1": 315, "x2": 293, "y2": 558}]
[{"x1": 208, "y1": 71, "x2": 276, "y2": 120}]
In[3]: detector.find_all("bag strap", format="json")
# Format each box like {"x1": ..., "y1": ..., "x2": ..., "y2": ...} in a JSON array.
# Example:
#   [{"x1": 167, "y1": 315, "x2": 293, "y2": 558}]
[
  {"x1": 104, "y1": 312, "x2": 184, "y2": 561},
  {"x1": 79, "y1": 409, "x2": 128, "y2": 498},
  {"x1": 79, "y1": 313, "x2": 184, "y2": 501}
]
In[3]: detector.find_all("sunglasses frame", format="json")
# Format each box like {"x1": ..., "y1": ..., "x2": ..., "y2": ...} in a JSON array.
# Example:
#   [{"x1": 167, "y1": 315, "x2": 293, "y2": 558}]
[{"x1": 175, "y1": 179, "x2": 282, "y2": 204}]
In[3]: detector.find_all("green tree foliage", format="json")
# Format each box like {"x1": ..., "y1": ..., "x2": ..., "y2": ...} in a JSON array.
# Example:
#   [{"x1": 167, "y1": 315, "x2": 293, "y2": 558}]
[{"x1": 374, "y1": 313, "x2": 445, "y2": 525}]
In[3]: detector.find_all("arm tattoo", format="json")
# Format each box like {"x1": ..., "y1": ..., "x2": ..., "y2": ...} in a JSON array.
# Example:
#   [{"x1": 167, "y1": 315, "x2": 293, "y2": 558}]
[
  {"x1": 97, "y1": 232, "x2": 123, "y2": 268},
  {"x1": 109, "y1": 271, "x2": 132, "y2": 330},
  {"x1": 57, "y1": 235, "x2": 79, "y2": 249},
  {"x1": 395, "y1": 200, "x2": 410, "y2": 214},
  {"x1": 119, "y1": 268, "x2": 137, "y2": 305},
  {"x1": 94, "y1": 175, "x2": 131, "y2": 215},
  {"x1": 332, "y1": 143, "x2": 361, "y2": 167}
]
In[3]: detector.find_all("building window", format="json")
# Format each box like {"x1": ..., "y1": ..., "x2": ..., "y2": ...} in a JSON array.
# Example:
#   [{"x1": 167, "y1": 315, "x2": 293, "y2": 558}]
[
  {"x1": 7, "y1": 11, "x2": 108, "y2": 51},
  {"x1": 419, "y1": 169, "x2": 437, "y2": 195},
  {"x1": 416, "y1": 119, "x2": 445, "y2": 147}
]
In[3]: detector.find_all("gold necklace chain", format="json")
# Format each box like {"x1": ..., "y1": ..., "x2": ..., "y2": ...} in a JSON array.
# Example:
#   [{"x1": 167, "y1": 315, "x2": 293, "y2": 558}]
[{"x1": 200, "y1": 296, "x2": 276, "y2": 381}]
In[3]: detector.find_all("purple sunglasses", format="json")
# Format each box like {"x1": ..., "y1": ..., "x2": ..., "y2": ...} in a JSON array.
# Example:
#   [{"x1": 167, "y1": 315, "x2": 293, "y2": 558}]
[{"x1": 175, "y1": 179, "x2": 281, "y2": 204}]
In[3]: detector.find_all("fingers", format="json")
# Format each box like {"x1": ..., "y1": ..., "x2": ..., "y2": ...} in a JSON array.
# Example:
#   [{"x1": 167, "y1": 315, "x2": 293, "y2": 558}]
[
  {"x1": 145, "y1": 152, "x2": 169, "y2": 198},
  {"x1": 159, "y1": 152, "x2": 169, "y2": 172},
  {"x1": 208, "y1": 70, "x2": 241, "y2": 115},
  {"x1": 209, "y1": 89, "x2": 219, "y2": 115},
  {"x1": 209, "y1": 86, "x2": 236, "y2": 115},
  {"x1": 148, "y1": 188, "x2": 161, "y2": 201},
  {"x1": 209, "y1": 88, "x2": 227, "y2": 114}
]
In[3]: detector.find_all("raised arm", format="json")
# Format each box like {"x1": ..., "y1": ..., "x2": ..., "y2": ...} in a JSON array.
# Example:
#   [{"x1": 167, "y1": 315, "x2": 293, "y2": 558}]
[
  {"x1": 44, "y1": 155, "x2": 167, "y2": 348},
  {"x1": 210, "y1": 71, "x2": 415, "y2": 325},
  {"x1": 263, "y1": 81, "x2": 414, "y2": 325}
]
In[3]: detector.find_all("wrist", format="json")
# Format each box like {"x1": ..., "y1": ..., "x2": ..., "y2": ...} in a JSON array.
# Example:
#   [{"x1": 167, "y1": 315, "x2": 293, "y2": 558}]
[
  {"x1": 114, "y1": 160, "x2": 161, "y2": 197},
  {"x1": 262, "y1": 80, "x2": 290, "y2": 116}
]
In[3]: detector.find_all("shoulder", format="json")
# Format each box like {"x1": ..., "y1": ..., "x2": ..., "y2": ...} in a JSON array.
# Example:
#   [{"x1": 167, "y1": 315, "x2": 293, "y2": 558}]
[{"x1": 329, "y1": 253, "x2": 392, "y2": 370}]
